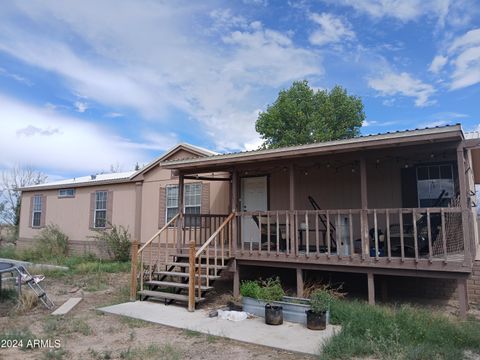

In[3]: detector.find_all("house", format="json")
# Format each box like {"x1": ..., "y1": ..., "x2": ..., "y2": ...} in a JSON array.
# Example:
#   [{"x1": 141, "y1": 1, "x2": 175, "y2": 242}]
[
  {"x1": 129, "y1": 124, "x2": 480, "y2": 317},
  {"x1": 17, "y1": 143, "x2": 230, "y2": 256},
  {"x1": 17, "y1": 125, "x2": 480, "y2": 316}
]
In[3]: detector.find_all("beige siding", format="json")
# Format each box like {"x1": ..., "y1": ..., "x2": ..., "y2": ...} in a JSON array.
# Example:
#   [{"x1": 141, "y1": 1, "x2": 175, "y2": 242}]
[
  {"x1": 139, "y1": 166, "x2": 229, "y2": 243},
  {"x1": 19, "y1": 183, "x2": 136, "y2": 244}
]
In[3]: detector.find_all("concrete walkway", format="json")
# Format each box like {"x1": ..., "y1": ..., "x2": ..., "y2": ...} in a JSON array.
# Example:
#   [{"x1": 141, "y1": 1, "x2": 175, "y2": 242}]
[{"x1": 99, "y1": 301, "x2": 340, "y2": 356}]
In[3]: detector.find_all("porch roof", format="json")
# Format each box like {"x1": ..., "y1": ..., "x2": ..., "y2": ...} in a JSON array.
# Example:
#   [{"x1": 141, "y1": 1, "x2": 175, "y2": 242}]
[{"x1": 161, "y1": 124, "x2": 464, "y2": 172}]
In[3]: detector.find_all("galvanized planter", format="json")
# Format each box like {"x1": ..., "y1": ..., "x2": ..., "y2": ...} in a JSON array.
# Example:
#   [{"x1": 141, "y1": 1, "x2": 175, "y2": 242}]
[{"x1": 242, "y1": 296, "x2": 315, "y2": 325}]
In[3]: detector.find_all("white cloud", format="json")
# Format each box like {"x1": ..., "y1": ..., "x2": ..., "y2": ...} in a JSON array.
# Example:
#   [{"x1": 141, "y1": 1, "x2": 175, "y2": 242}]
[
  {"x1": 0, "y1": 2, "x2": 322, "y2": 152},
  {"x1": 0, "y1": 94, "x2": 167, "y2": 173},
  {"x1": 0, "y1": 67, "x2": 32, "y2": 86},
  {"x1": 447, "y1": 28, "x2": 480, "y2": 89},
  {"x1": 74, "y1": 101, "x2": 88, "y2": 113},
  {"x1": 429, "y1": 55, "x2": 448, "y2": 74},
  {"x1": 331, "y1": 0, "x2": 475, "y2": 27},
  {"x1": 368, "y1": 71, "x2": 436, "y2": 107},
  {"x1": 308, "y1": 12, "x2": 355, "y2": 46},
  {"x1": 104, "y1": 112, "x2": 123, "y2": 118}
]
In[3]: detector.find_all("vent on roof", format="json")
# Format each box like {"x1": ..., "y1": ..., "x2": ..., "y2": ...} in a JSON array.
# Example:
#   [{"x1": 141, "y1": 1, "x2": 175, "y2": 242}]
[{"x1": 91, "y1": 174, "x2": 96, "y2": 180}]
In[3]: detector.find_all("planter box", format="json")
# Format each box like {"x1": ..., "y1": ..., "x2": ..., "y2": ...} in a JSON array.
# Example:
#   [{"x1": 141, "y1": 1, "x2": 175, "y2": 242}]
[{"x1": 242, "y1": 296, "x2": 317, "y2": 325}]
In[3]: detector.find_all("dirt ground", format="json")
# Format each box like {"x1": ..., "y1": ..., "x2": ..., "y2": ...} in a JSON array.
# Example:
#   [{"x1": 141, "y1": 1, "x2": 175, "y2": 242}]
[{"x1": 0, "y1": 272, "x2": 313, "y2": 360}]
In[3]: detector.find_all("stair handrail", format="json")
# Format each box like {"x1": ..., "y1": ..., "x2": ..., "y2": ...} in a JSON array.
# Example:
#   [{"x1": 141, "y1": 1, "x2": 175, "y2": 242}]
[
  {"x1": 131, "y1": 212, "x2": 180, "y2": 301},
  {"x1": 195, "y1": 212, "x2": 235, "y2": 257},
  {"x1": 138, "y1": 212, "x2": 180, "y2": 253},
  {"x1": 188, "y1": 212, "x2": 235, "y2": 312}
]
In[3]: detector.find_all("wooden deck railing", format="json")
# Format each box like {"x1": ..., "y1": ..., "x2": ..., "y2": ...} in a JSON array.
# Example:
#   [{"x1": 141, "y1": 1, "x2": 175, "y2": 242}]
[
  {"x1": 236, "y1": 208, "x2": 467, "y2": 265},
  {"x1": 131, "y1": 213, "x2": 180, "y2": 298},
  {"x1": 181, "y1": 214, "x2": 230, "y2": 247},
  {"x1": 188, "y1": 212, "x2": 235, "y2": 311}
]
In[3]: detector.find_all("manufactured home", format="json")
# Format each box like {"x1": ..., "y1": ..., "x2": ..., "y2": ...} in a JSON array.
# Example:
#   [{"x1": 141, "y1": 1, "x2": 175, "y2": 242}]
[{"x1": 18, "y1": 125, "x2": 480, "y2": 316}]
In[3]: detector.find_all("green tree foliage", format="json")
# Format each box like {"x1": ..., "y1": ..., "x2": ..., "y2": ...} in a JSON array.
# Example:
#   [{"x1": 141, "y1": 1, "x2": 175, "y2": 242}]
[{"x1": 255, "y1": 80, "x2": 365, "y2": 148}]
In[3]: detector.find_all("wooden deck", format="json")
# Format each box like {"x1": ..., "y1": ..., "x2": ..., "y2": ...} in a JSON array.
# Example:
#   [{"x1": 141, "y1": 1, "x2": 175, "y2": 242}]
[{"x1": 234, "y1": 208, "x2": 472, "y2": 275}]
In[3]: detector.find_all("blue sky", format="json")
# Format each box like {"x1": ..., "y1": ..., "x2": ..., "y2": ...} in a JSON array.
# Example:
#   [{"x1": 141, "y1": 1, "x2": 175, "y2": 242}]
[{"x1": 1, "y1": 0, "x2": 480, "y2": 180}]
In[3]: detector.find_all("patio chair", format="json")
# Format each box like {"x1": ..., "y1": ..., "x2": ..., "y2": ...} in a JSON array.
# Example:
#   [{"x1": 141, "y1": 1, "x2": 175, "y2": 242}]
[{"x1": 308, "y1": 196, "x2": 337, "y2": 249}]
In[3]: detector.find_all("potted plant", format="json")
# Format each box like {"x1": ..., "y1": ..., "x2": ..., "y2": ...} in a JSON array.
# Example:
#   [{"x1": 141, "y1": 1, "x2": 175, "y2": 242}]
[
  {"x1": 240, "y1": 277, "x2": 285, "y2": 325},
  {"x1": 306, "y1": 289, "x2": 333, "y2": 330}
]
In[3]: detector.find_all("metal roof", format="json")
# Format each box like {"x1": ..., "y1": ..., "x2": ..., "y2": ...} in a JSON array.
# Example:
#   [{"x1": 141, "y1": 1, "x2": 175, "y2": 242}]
[
  {"x1": 20, "y1": 171, "x2": 136, "y2": 191},
  {"x1": 20, "y1": 142, "x2": 218, "y2": 191},
  {"x1": 161, "y1": 124, "x2": 464, "y2": 169}
]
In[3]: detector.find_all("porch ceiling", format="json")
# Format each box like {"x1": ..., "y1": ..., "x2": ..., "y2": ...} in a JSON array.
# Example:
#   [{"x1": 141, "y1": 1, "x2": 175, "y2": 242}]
[{"x1": 162, "y1": 125, "x2": 463, "y2": 173}]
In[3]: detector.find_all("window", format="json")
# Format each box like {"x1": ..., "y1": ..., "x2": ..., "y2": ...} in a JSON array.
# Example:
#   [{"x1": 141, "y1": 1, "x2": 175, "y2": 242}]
[
  {"x1": 32, "y1": 195, "x2": 42, "y2": 227},
  {"x1": 165, "y1": 183, "x2": 202, "y2": 226},
  {"x1": 165, "y1": 185, "x2": 179, "y2": 224},
  {"x1": 416, "y1": 164, "x2": 454, "y2": 207},
  {"x1": 58, "y1": 188, "x2": 75, "y2": 198},
  {"x1": 94, "y1": 191, "x2": 108, "y2": 228}
]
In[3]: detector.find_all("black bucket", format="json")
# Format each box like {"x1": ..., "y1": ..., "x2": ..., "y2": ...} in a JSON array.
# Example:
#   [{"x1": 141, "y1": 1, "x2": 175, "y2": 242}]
[
  {"x1": 306, "y1": 309, "x2": 327, "y2": 330},
  {"x1": 265, "y1": 304, "x2": 283, "y2": 325}
]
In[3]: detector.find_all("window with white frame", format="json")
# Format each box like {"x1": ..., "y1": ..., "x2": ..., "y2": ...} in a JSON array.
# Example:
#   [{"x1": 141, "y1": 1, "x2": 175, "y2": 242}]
[
  {"x1": 58, "y1": 188, "x2": 75, "y2": 198},
  {"x1": 165, "y1": 185, "x2": 179, "y2": 224},
  {"x1": 32, "y1": 195, "x2": 42, "y2": 227},
  {"x1": 94, "y1": 191, "x2": 108, "y2": 228},
  {"x1": 165, "y1": 183, "x2": 202, "y2": 226}
]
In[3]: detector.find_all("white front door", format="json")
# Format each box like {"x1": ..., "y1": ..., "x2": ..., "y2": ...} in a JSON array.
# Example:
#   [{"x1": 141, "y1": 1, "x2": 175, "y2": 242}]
[{"x1": 241, "y1": 176, "x2": 268, "y2": 244}]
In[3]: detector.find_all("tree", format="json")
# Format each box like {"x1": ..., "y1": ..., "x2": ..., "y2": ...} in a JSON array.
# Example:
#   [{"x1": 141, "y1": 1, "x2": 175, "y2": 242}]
[
  {"x1": 255, "y1": 80, "x2": 365, "y2": 149},
  {"x1": 0, "y1": 166, "x2": 47, "y2": 232}
]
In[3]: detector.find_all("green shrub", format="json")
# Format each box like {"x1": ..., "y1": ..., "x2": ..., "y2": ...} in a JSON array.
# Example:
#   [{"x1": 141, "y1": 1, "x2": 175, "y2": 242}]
[
  {"x1": 33, "y1": 224, "x2": 69, "y2": 260},
  {"x1": 91, "y1": 224, "x2": 131, "y2": 262},
  {"x1": 310, "y1": 289, "x2": 333, "y2": 314},
  {"x1": 240, "y1": 277, "x2": 284, "y2": 301},
  {"x1": 240, "y1": 280, "x2": 262, "y2": 299}
]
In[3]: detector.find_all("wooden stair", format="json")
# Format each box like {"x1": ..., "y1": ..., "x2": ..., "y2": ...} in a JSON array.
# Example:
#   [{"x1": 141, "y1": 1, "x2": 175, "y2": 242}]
[{"x1": 139, "y1": 253, "x2": 232, "y2": 306}]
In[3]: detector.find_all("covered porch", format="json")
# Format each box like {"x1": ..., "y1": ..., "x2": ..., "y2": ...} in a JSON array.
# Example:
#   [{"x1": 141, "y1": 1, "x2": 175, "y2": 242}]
[{"x1": 145, "y1": 125, "x2": 478, "y2": 315}]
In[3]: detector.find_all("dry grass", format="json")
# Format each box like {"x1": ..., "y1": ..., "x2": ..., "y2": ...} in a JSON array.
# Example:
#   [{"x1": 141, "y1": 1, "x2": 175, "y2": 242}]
[
  {"x1": 302, "y1": 280, "x2": 347, "y2": 299},
  {"x1": 14, "y1": 290, "x2": 38, "y2": 314}
]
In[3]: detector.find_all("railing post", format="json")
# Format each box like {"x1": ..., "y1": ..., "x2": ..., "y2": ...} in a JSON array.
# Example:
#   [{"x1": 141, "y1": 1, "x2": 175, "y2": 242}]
[
  {"x1": 457, "y1": 144, "x2": 472, "y2": 266},
  {"x1": 130, "y1": 240, "x2": 139, "y2": 301},
  {"x1": 188, "y1": 240, "x2": 196, "y2": 312}
]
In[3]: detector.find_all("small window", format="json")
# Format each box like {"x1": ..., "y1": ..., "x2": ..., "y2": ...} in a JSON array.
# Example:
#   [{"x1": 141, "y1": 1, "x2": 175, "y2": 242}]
[
  {"x1": 94, "y1": 191, "x2": 108, "y2": 228},
  {"x1": 32, "y1": 195, "x2": 42, "y2": 227},
  {"x1": 58, "y1": 188, "x2": 75, "y2": 198}
]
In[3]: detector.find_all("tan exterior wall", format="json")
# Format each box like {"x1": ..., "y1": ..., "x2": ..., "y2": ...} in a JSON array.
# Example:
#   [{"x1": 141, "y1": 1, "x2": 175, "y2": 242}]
[
  {"x1": 267, "y1": 159, "x2": 403, "y2": 211},
  {"x1": 18, "y1": 182, "x2": 136, "y2": 250},
  {"x1": 139, "y1": 167, "x2": 229, "y2": 244}
]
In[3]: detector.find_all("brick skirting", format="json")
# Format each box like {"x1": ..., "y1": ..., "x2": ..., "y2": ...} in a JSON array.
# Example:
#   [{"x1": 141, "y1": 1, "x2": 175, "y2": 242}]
[
  {"x1": 468, "y1": 260, "x2": 480, "y2": 305},
  {"x1": 16, "y1": 237, "x2": 110, "y2": 258}
]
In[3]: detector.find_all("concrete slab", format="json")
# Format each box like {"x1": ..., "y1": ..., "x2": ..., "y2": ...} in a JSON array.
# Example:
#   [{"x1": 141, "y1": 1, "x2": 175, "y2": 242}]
[
  {"x1": 99, "y1": 301, "x2": 340, "y2": 356},
  {"x1": 52, "y1": 297, "x2": 82, "y2": 315}
]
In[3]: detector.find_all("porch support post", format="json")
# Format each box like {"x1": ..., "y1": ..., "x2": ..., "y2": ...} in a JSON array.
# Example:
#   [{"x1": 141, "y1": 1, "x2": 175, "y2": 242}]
[
  {"x1": 367, "y1": 272, "x2": 375, "y2": 305},
  {"x1": 231, "y1": 169, "x2": 238, "y2": 255},
  {"x1": 296, "y1": 268, "x2": 304, "y2": 298},
  {"x1": 466, "y1": 148, "x2": 479, "y2": 260},
  {"x1": 177, "y1": 173, "x2": 185, "y2": 252},
  {"x1": 360, "y1": 157, "x2": 369, "y2": 258},
  {"x1": 457, "y1": 143, "x2": 471, "y2": 265},
  {"x1": 233, "y1": 260, "x2": 240, "y2": 297},
  {"x1": 457, "y1": 277, "x2": 468, "y2": 318},
  {"x1": 289, "y1": 164, "x2": 296, "y2": 255}
]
